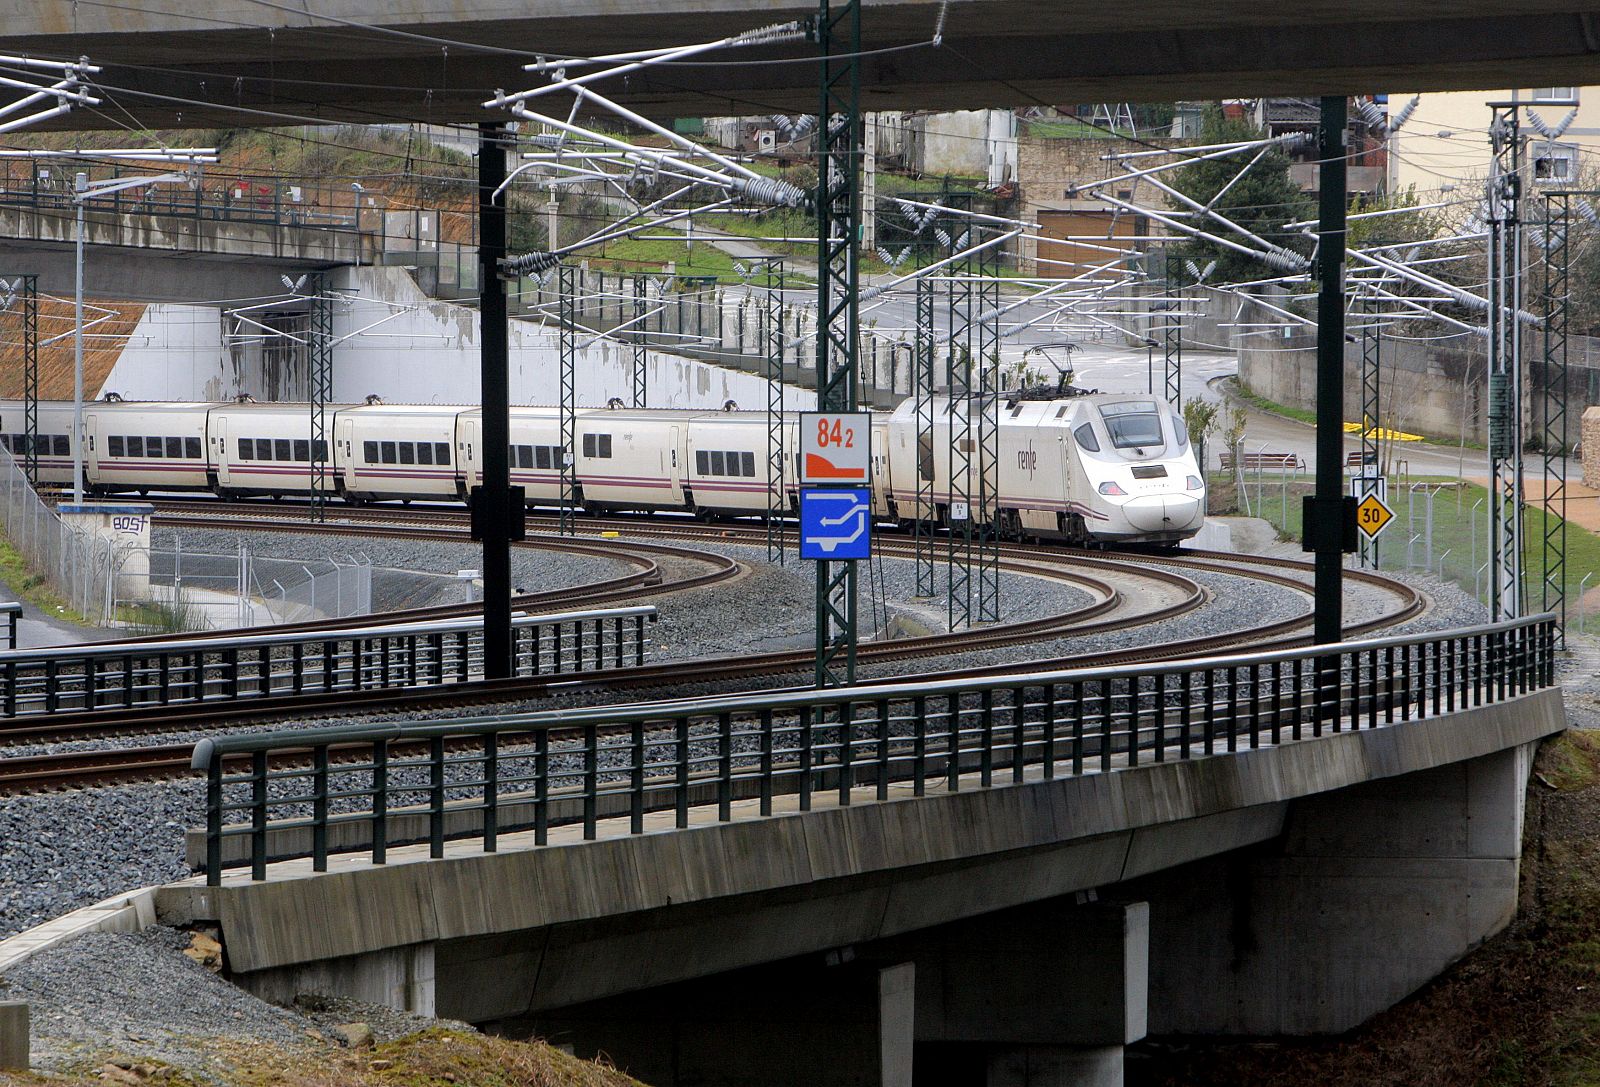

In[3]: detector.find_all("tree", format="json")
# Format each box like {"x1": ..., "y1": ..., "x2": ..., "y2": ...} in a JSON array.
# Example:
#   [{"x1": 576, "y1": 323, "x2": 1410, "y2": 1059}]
[
  {"x1": 1183, "y1": 396, "x2": 1220, "y2": 474},
  {"x1": 1164, "y1": 106, "x2": 1314, "y2": 286}
]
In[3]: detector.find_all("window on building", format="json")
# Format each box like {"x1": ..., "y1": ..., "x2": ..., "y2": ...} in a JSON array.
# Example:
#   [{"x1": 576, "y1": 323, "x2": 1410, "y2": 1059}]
[
  {"x1": 1534, "y1": 144, "x2": 1577, "y2": 183},
  {"x1": 1531, "y1": 87, "x2": 1578, "y2": 103}
]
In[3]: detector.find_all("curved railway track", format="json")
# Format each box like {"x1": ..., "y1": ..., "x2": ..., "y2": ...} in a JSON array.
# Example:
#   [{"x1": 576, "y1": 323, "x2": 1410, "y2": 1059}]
[{"x1": 0, "y1": 501, "x2": 1427, "y2": 793}]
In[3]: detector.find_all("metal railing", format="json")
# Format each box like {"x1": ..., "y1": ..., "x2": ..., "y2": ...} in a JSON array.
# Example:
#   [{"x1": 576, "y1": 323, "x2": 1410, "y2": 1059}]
[
  {"x1": 192, "y1": 613, "x2": 1557, "y2": 884},
  {"x1": 0, "y1": 605, "x2": 655, "y2": 719}
]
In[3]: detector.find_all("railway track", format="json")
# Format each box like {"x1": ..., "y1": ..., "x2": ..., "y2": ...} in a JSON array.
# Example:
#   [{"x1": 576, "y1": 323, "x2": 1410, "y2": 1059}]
[{"x1": 0, "y1": 500, "x2": 1426, "y2": 793}]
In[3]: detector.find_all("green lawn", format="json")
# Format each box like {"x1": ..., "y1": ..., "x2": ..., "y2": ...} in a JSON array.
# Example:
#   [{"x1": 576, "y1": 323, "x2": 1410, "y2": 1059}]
[{"x1": 1232, "y1": 475, "x2": 1600, "y2": 631}]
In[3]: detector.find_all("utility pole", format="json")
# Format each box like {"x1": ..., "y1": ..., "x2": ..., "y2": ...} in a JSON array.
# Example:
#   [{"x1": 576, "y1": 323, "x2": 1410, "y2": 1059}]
[
  {"x1": 1310, "y1": 96, "x2": 1349, "y2": 649},
  {"x1": 478, "y1": 121, "x2": 513, "y2": 679},
  {"x1": 72, "y1": 171, "x2": 85, "y2": 505}
]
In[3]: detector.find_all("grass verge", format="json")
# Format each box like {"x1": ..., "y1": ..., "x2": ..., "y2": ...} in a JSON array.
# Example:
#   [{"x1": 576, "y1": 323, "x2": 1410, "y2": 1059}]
[{"x1": 0, "y1": 534, "x2": 88, "y2": 625}]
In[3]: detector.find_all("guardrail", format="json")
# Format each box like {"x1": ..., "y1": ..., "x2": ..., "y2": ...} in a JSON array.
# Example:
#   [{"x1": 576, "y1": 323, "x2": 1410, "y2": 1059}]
[
  {"x1": 193, "y1": 614, "x2": 1557, "y2": 885},
  {"x1": 0, "y1": 605, "x2": 655, "y2": 718}
]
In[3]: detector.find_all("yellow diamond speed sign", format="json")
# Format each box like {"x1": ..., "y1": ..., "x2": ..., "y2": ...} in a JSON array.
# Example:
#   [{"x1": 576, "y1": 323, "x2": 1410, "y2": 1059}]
[{"x1": 1355, "y1": 493, "x2": 1394, "y2": 539}]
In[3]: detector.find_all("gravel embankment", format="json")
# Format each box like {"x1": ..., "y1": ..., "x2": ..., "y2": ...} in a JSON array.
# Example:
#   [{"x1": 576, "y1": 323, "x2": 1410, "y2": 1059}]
[{"x1": 0, "y1": 927, "x2": 464, "y2": 1079}]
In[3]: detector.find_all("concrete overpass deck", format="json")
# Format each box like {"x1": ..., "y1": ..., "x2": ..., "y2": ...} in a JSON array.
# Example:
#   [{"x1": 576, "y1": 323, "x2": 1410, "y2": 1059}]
[{"x1": 2, "y1": 3, "x2": 1597, "y2": 128}]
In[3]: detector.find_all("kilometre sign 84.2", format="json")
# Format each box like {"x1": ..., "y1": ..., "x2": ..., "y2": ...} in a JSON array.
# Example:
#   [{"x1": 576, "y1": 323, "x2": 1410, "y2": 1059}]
[{"x1": 800, "y1": 411, "x2": 871, "y2": 485}]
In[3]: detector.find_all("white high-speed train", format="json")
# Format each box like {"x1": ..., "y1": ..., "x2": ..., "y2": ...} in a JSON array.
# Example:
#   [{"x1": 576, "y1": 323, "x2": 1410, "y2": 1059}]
[{"x1": 1, "y1": 390, "x2": 1205, "y2": 545}]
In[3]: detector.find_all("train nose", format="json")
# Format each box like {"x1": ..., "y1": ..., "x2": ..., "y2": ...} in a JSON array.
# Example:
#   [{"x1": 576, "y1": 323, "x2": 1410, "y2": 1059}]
[{"x1": 1122, "y1": 494, "x2": 1204, "y2": 533}]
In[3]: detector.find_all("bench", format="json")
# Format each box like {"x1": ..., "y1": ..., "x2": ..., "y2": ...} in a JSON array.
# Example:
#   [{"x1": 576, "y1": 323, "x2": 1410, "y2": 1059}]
[{"x1": 1218, "y1": 450, "x2": 1305, "y2": 472}]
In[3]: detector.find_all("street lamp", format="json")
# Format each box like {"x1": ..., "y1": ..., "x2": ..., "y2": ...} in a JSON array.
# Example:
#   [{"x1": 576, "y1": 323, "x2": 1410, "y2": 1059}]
[{"x1": 67, "y1": 161, "x2": 215, "y2": 502}]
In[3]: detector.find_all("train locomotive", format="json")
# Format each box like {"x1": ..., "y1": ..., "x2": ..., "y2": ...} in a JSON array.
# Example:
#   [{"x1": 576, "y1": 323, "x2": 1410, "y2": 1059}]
[{"x1": 0, "y1": 389, "x2": 1205, "y2": 546}]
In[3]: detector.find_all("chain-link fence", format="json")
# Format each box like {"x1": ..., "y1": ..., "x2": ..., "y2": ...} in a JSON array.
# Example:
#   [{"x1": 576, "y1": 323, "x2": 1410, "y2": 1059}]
[
  {"x1": 0, "y1": 445, "x2": 130, "y2": 624},
  {"x1": 126, "y1": 540, "x2": 373, "y2": 631}
]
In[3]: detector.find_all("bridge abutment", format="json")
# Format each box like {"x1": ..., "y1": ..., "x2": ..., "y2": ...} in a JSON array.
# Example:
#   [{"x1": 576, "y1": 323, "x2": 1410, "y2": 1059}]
[{"x1": 1140, "y1": 740, "x2": 1535, "y2": 1036}]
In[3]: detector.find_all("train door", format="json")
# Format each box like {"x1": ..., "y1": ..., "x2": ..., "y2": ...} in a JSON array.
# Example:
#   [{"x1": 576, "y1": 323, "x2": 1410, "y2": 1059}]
[
  {"x1": 665, "y1": 424, "x2": 683, "y2": 503},
  {"x1": 210, "y1": 415, "x2": 230, "y2": 491},
  {"x1": 870, "y1": 420, "x2": 892, "y2": 517},
  {"x1": 82, "y1": 412, "x2": 102, "y2": 479},
  {"x1": 335, "y1": 414, "x2": 356, "y2": 494},
  {"x1": 458, "y1": 417, "x2": 481, "y2": 491}
]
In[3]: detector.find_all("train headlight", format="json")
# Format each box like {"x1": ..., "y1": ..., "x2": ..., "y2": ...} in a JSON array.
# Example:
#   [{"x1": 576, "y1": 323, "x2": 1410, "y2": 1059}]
[
  {"x1": 1097, "y1": 481, "x2": 1127, "y2": 496},
  {"x1": 1186, "y1": 475, "x2": 1204, "y2": 490}
]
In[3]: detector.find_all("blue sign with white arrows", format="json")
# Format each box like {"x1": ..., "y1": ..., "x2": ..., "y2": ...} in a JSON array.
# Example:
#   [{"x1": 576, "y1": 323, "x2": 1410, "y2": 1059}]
[{"x1": 799, "y1": 487, "x2": 872, "y2": 560}]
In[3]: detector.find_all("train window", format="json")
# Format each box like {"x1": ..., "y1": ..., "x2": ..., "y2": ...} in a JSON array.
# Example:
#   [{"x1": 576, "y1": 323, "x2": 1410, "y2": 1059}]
[
  {"x1": 709, "y1": 450, "x2": 726, "y2": 476},
  {"x1": 1010, "y1": 404, "x2": 1025, "y2": 418},
  {"x1": 146, "y1": 437, "x2": 164, "y2": 458},
  {"x1": 582, "y1": 433, "x2": 596, "y2": 458},
  {"x1": 236, "y1": 438, "x2": 250, "y2": 460},
  {"x1": 1100, "y1": 404, "x2": 1163, "y2": 450},
  {"x1": 741, "y1": 452, "x2": 755, "y2": 476},
  {"x1": 434, "y1": 442, "x2": 450, "y2": 464},
  {"x1": 380, "y1": 441, "x2": 397, "y2": 464},
  {"x1": 185, "y1": 437, "x2": 202, "y2": 459},
  {"x1": 1055, "y1": 406, "x2": 1069, "y2": 419},
  {"x1": 275, "y1": 439, "x2": 293, "y2": 461},
  {"x1": 695, "y1": 450, "x2": 708, "y2": 475},
  {"x1": 418, "y1": 442, "x2": 435, "y2": 466},
  {"x1": 313, "y1": 439, "x2": 329, "y2": 461},
  {"x1": 535, "y1": 446, "x2": 552, "y2": 470},
  {"x1": 597, "y1": 434, "x2": 612, "y2": 458},
  {"x1": 109, "y1": 435, "x2": 125, "y2": 458},
  {"x1": 163, "y1": 437, "x2": 180, "y2": 458},
  {"x1": 127, "y1": 436, "x2": 144, "y2": 457},
  {"x1": 1073, "y1": 424, "x2": 1100, "y2": 453},
  {"x1": 294, "y1": 439, "x2": 310, "y2": 461},
  {"x1": 398, "y1": 442, "x2": 415, "y2": 465},
  {"x1": 363, "y1": 441, "x2": 378, "y2": 462},
  {"x1": 54, "y1": 435, "x2": 69, "y2": 455},
  {"x1": 1172, "y1": 414, "x2": 1189, "y2": 450}
]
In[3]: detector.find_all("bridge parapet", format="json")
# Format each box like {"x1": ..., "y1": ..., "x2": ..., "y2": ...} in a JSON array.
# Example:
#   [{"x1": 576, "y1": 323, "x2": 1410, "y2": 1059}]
[{"x1": 187, "y1": 613, "x2": 1557, "y2": 886}]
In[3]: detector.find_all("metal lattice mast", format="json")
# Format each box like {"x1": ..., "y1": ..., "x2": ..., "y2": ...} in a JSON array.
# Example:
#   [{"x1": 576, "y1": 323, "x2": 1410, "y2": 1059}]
[
  {"x1": 308, "y1": 273, "x2": 333, "y2": 523},
  {"x1": 913, "y1": 274, "x2": 937, "y2": 597},
  {"x1": 946, "y1": 230, "x2": 975, "y2": 632},
  {"x1": 1358, "y1": 290, "x2": 1382, "y2": 569},
  {"x1": 1163, "y1": 252, "x2": 1182, "y2": 405},
  {"x1": 17, "y1": 276, "x2": 37, "y2": 487},
  {"x1": 812, "y1": 0, "x2": 861, "y2": 687},
  {"x1": 631, "y1": 273, "x2": 648, "y2": 408},
  {"x1": 764, "y1": 258, "x2": 787, "y2": 563},
  {"x1": 1541, "y1": 191, "x2": 1570, "y2": 641},
  {"x1": 558, "y1": 264, "x2": 579, "y2": 536},
  {"x1": 975, "y1": 219, "x2": 1002, "y2": 623},
  {"x1": 1486, "y1": 104, "x2": 1525, "y2": 622}
]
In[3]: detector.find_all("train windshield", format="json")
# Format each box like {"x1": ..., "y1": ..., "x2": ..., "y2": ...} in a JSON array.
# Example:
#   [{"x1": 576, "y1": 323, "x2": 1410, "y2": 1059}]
[{"x1": 1098, "y1": 401, "x2": 1165, "y2": 450}]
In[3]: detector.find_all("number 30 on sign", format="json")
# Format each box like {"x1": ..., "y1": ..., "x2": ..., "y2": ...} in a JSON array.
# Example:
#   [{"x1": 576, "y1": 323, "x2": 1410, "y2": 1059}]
[{"x1": 800, "y1": 411, "x2": 872, "y2": 485}]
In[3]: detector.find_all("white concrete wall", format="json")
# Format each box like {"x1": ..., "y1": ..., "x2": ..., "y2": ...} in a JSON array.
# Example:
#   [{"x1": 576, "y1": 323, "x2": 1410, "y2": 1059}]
[{"x1": 96, "y1": 266, "x2": 816, "y2": 412}]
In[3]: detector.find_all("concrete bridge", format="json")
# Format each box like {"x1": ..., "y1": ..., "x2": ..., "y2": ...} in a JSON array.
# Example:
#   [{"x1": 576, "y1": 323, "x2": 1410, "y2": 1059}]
[
  {"x1": 1, "y1": 2, "x2": 1597, "y2": 128},
  {"x1": 157, "y1": 619, "x2": 1563, "y2": 1086}
]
